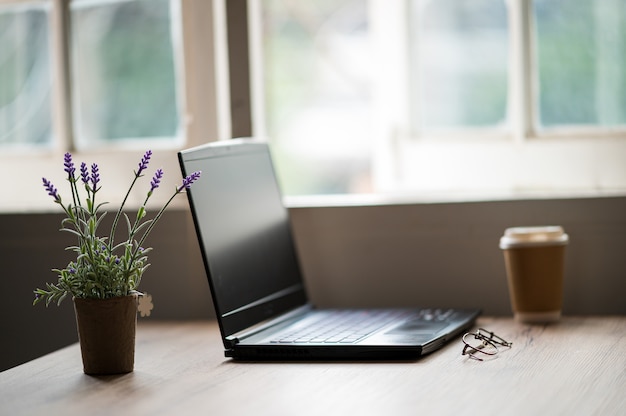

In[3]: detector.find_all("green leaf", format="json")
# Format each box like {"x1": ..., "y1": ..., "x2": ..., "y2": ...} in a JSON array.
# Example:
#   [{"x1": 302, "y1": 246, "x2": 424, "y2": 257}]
[
  {"x1": 94, "y1": 201, "x2": 109, "y2": 211},
  {"x1": 134, "y1": 219, "x2": 153, "y2": 234},
  {"x1": 124, "y1": 213, "x2": 132, "y2": 235},
  {"x1": 56, "y1": 292, "x2": 67, "y2": 306},
  {"x1": 137, "y1": 206, "x2": 146, "y2": 221},
  {"x1": 94, "y1": 211, "x2": 108, "y2": 232}
]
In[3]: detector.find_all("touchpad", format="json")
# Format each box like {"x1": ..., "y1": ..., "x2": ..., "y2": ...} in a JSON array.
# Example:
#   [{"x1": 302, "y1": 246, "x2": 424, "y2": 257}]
[{"x1": 385, "y1": 320, "x2": 448, "y2": 335}]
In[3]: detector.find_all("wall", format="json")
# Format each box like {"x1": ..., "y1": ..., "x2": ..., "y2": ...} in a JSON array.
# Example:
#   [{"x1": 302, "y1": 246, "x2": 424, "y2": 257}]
[
  {"x1": 290, "y1": 197, "x2": 626, "y2": 315},
  {"x1": 0, "y1": 210, "x2": 210, "y2": 372},
  {"x1": 2, "y1": 196, "x2": 625, "y2": 371}
]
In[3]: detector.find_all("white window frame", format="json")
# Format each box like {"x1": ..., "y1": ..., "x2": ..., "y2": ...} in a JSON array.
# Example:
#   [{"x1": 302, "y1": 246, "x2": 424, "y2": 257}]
[
  {"x1": 3, "y1": 0, "x2": 625, "y2": 213},
  {"x1": 375, "y1": 0, "x2": 626, "y2": 200},
  {"x1": 248, "y1": 0, "x2": 626, "y2": 203},
  {"x1": 0, "y1": 0, "x2": 231, "y2": 213}
]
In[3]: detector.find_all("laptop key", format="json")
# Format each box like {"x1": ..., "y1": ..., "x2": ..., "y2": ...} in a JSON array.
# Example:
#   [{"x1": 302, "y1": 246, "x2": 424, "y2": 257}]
[{"x1": 269, "y1": 310, "x2": 411, "y2": 344}]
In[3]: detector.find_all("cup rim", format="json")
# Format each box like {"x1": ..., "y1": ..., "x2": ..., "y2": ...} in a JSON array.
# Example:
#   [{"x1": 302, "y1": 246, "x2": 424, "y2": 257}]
[{"x1": 500, "y1": 225, "x2": 568, "y2": 249}]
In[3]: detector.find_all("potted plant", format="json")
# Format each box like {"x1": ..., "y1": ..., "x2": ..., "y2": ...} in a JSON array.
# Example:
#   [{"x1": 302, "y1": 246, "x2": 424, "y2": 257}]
[{"x1": 34, "y1": 151, "x2": 201, "y2": 375}]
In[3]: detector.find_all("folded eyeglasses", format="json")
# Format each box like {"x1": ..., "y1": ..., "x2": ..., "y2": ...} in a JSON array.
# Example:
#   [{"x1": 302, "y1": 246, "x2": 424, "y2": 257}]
[{"x1": 461, "y1": 328, "x2": 513, "y2": 361}]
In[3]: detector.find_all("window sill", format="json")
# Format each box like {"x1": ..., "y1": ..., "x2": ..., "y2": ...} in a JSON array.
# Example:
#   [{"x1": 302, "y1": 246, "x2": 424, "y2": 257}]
[
  {"x1": 284, "y1": 189, "x2": 626, "y2": 209},
  {"x1": 0, "y1": 148, "x2": 186, "y2": 215}
]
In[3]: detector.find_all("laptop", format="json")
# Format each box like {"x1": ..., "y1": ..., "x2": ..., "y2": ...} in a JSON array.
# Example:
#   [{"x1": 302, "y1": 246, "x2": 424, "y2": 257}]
[{"x1": 178, "y1": 139, "x2": 480, "y2": 360}]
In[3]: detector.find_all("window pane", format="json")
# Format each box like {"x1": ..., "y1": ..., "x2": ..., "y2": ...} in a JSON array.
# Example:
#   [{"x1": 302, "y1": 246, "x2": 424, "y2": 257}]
[
  {"x1": 410, "y1": 0, "x2": 508, "y2": 130},
  {"x1": 262, "y1": 0, "x2": 372, "y2": 195},
  {"x1": 71, "y1": 0, "x2": 181, "y2": 145},
  {"x1": 0, "y1": 3, "x2": 52, "y2": 146},
  {"x1": 534, "y1": 0, "x2": 626, "y2": 127}
]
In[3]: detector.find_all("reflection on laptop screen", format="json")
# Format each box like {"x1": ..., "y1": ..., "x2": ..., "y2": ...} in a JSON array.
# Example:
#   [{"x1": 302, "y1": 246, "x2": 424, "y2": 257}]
[{"x1": 180, "y1": 142, "x2": 307, "y2": 335}]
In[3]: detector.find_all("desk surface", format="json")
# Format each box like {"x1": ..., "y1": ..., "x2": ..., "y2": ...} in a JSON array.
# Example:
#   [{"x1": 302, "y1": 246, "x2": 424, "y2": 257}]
[{"x1": 1, "y1": 317, "x2": 624, "y2": 415}]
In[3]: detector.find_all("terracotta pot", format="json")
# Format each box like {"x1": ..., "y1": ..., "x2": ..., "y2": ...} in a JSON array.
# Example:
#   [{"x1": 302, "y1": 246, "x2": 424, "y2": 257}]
[{"x1": 73, "y1": 294, "x2": 138, "y2": 375}]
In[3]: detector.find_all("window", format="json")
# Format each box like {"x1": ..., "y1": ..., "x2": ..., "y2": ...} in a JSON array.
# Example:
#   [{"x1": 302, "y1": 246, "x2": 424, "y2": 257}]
[
  {"x1": 0, "y1": 0, "x2": 223, "y2": 212},
  {"x1": 71, "y1": 0, "x2": 183, "y2": 146},
  {"x1": 0, "y1": 1, "x2": 53, "y2": 147},
  {"x1": 410, "y1": 0, "x2": 509, "y2": 131},
  {"x1": 258, "y1": 0, "x2": 373, "y2": 195},
  {"x1": 534, "y1": 0, "x2": 626, "y2": 128},
  {"x1": 0, "y1": 0, "x2": 183, "y2": 149},
  {"x1": 2, "y1": 0, "x2": 625, "y2": 213},
  {"x1": 252, "y1": 0, "x2": 626, "y2": 199}
]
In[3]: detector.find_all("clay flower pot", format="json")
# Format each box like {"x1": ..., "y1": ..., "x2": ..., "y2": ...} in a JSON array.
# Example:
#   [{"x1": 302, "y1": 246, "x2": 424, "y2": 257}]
[{"x1": 73, "y1": 294, "x2": 139, "y2": 375}]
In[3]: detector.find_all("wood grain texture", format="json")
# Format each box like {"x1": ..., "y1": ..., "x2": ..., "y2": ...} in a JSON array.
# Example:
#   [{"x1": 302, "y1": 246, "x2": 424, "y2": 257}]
[{"x1": 1, "y1": 317, "x2": 624, "y2": 416}]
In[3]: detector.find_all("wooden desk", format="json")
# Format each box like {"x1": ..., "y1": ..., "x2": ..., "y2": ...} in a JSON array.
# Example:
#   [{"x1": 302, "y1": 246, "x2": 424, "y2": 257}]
[{"x1": 1, "y1": 317, "x2": 624, "y2": 415}]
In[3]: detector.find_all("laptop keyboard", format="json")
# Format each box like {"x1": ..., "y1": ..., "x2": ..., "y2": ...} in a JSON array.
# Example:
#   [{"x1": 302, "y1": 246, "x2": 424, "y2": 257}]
[{"x1": 269, "y1": 309, "x2": 453, "y2": 344}]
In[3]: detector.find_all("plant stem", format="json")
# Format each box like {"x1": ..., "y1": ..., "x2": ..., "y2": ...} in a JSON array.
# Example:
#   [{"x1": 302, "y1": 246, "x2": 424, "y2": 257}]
[
  {"x1": 125, "y1": 190, "x2": 180, "y2": 278},
  {"x1": 110, "y1": 174, "x2": 140, "y2": 247}
]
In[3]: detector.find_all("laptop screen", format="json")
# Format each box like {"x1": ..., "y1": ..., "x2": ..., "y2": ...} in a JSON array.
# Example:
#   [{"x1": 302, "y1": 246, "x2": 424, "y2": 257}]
[{"x1": 179, "y1": 140, "x2": 308, "y2": 338}]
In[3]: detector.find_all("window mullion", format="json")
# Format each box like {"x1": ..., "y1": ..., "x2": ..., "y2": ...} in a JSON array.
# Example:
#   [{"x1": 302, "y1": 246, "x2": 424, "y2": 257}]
[
  {"x1": 51, "y1": 0, "x2": 74, "y2": 151},
  {"x1": 508, "y1": 0, "x2": 534, "y2": 142},
  {"x1": 247, "y1": 0, "x2": 265, "y2": 140},
  {"x1": 179, "y1": 0, "x2": 229, "y2": 146},
  {"x1": 369, "y1": 0, "x2": 410, "y2": 190},
  {"x1": 225, "y1": 0, "x2": 252, "y2": 138}
]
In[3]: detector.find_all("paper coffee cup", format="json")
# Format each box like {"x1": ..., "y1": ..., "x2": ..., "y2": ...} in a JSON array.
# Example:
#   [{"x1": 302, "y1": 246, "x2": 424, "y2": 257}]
[{"x1": 500, "y1": 226, "x2": 568, "y2": 323}]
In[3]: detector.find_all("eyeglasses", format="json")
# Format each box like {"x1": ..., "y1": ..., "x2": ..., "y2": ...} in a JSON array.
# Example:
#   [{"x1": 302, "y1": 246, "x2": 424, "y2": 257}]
[{"x1": 461, "y1": 328, "x2": 512, "y2": 361}]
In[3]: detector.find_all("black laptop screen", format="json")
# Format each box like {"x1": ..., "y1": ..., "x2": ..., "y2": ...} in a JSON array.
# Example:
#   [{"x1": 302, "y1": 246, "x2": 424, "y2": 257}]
[{"x1": 179, "y1": 141, "x2": 307, "y2": 338}]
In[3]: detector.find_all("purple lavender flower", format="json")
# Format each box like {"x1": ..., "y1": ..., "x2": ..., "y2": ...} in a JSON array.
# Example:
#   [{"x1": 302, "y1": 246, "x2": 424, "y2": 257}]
[
  {"x1": 42, "y1": 177, "x2": 60, "y2": 202},
  {"x1": 63, "y1": 153, "x2": 75, "y2": 180},
  {"x1": 80, "y1": 162, "x2": 89, "y2": 185},
  {"x1": 177, "y1": 171, "x2": 202, "y2": 192},
  {"x1": 137, "y1": 150, "x2": 152, "y2": 176},
  {"x1": 150, "y1": 168, "x2": 164, "y2": 193},
  {"x1": 90, "y1": 163, "x2": 100, "y2": 192}
]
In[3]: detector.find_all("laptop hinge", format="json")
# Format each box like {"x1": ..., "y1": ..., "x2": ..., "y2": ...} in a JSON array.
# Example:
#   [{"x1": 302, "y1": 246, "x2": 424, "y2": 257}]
[{"x1": 225, "y1": 304, "x2": 313, "y2": 345}]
